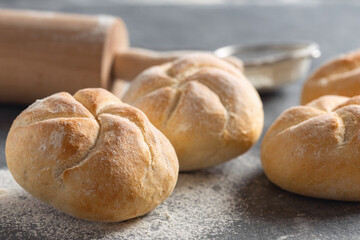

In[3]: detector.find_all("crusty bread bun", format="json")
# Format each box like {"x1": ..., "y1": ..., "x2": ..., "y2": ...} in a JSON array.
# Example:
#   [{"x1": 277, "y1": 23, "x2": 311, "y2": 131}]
[
  {"x1": 261, "y1": 95, "x2": 360, "y2": 201},
  {"x1": 123, "y1": 53, "x2": 263, "y2": 171},
  {"x1": 5, "y1": 88, "x2": 178, "y2": 222},
  {"x1": 301, "y1": 50, "x2": 360, "y2": 104}
]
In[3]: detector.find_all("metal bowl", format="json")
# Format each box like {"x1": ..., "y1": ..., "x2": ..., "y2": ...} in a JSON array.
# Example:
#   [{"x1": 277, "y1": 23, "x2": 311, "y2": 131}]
[{"x1": 214, "y1": 41, "x2": 321, "y2": 92}]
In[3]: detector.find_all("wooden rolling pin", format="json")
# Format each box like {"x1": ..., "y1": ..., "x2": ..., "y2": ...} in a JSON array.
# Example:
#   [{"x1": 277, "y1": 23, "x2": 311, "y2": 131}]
[{"x1": 0, "y1": 9, "x2": 186, "y2": 104}]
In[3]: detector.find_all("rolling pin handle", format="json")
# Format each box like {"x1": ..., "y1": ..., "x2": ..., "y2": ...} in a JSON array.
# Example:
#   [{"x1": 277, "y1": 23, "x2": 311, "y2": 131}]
[
  {"x1": 113, "y1": 48, "x2": 243, "y2": 82},
  {"x1": 113, "y1": 48, "x2": 194, "y2": 81}
]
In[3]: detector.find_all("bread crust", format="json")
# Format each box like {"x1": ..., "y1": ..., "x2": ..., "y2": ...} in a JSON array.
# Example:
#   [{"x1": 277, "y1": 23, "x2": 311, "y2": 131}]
[
  {"x1": 5, "y1": 88, "x2": 178, "y2": 222},
  {"x1": 123, "y1": 53, "x2": 264, "y2": 171},
  {"x1": 301, "y1": 50, "x2": 360, "y2": 104},
  {"x1": 261, "y1": 95, "x2": 360, "y2": 201}
]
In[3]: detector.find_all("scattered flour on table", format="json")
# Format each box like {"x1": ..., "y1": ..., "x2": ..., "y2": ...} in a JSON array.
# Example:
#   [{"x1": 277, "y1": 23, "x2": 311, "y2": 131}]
[
  {"x1": 276, "y1": 235, "x2": 295, "y2": 240},
  {"x1": 0, "y1": 187, "x2": 8, "y2": 197},
  {"x1": 0, "y1": 155, "x2": 262, "y2": 239}
]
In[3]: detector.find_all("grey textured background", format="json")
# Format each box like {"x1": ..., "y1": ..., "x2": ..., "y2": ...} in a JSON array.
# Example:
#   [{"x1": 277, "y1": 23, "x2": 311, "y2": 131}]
[{"x1": 1, "y1": 1, "x2": 360, "y2": 239}]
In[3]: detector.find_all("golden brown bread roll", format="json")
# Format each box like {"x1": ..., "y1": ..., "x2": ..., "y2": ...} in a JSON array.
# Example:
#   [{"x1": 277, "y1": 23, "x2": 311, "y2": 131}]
[
  {"x1": 261, "y1": 95, "x2": 360, "y2": 201},
  {"x1": 301, "y1": 49, "x2": 360, "y2": 104},
  {"x1": 123, "y1": 53, "x2": 264, "y2": 171},
  {"x1": 5, "y1": 88, "x2": 178, "y2": 222}
]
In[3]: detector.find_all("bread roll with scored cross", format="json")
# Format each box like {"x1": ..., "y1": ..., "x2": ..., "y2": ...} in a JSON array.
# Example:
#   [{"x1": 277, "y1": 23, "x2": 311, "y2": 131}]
[
  {"x1": 262, "y1": 95, "x2": 360, "y2": 201},
  {"x1": 123, "y1": 53, "x2": 264, "y2": 171},
  {"x1": 301, "y1": 50, "x2": 360, "y2": 104},
  {"x1": 5, "y1": 88, "x2": 178, "y2": 222}
]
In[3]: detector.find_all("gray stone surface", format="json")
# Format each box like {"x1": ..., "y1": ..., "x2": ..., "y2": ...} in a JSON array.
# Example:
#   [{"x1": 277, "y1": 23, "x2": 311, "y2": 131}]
[{"x1": 1, "y1": 1, "x2": 360, "y2": 239}]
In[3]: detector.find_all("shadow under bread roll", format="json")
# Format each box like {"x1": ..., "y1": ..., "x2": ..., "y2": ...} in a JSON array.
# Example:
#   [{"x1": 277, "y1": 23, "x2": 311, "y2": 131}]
[
  {"x1": 123, "y1": 53, "x2": 264, "y2": 171},
  {"x1": 5, "y1": 88, "x2": 178, "y2": 222}
]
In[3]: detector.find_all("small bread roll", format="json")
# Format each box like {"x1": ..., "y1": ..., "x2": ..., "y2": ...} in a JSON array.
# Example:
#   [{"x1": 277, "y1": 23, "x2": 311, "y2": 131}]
[
  {"x1": 301, "y1": 50, "x2": 360, "y2": 104},
  {"x1": 123, "y1": 53, "x2": 263, "y2": 171},
  {"x1": 5, "y1": 88, "x2": 178, "y2": 222},
  {"x1": 261, "y1": 95, "x2": 360, "y2": 201}
]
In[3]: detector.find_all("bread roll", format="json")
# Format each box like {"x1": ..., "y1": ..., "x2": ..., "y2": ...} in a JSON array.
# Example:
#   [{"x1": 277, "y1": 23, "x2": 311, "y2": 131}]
[
  {"x1": 301, "y1": 49, "x2": 360, "y2": 104},
  {"x1": 261, "y1": 95, "x2": 360, "y2": 201},
  {"x1": 5, "y1": 88, "x2": 178, "y2": 222},
  {"x1": 123, "y1": 53, "x2": 263, "y2": 171}
]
